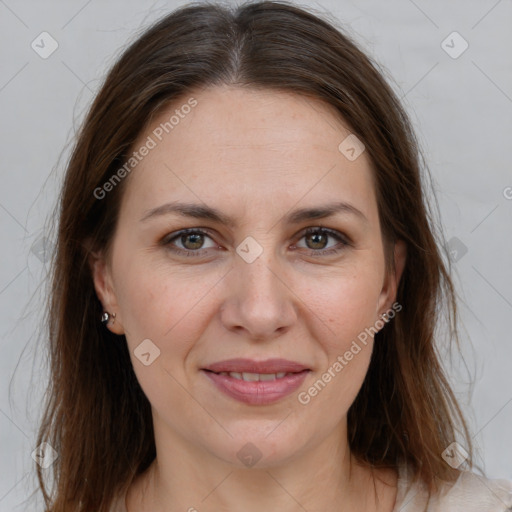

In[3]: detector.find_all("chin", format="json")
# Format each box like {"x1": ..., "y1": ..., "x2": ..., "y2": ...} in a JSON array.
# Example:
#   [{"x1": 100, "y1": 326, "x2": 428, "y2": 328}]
[{"x1": 201, "y1": 428, "x2": 308, "y2": 470}]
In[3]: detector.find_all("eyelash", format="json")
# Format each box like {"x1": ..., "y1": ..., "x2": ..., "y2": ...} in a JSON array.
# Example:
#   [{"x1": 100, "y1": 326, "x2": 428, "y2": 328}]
[{"x1": 161, "y1": 226, "x2": 350, "y2": 258}]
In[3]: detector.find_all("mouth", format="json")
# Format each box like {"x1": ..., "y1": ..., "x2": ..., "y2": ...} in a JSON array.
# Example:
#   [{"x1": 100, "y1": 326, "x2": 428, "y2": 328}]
[
  {"x1": 200, "y1": 359, "x2": 311, "y2": 405},
  {"x1": 203, "y1": 370, "x2": 307, "y2": 381},
  {"x1": 202, "y1": 357, "x2": 311, "y2": 375}
]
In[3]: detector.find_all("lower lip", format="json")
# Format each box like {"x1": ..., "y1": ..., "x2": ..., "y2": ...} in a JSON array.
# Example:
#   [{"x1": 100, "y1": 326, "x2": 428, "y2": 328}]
[{"x1": 202, "y1": 370, "x2": 310, "y2": 405}]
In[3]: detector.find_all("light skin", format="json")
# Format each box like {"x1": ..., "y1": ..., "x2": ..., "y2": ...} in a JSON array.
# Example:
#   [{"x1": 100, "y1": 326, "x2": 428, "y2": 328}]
[{"x1": 91, "y1": 85, "x2": 407, "y2": 512}]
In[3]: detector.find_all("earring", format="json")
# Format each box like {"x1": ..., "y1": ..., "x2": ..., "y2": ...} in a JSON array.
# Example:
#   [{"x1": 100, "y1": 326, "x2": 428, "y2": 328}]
[
  {"x1": 101, "y1": 311, "x2": 116, "y2": 325},
  {"x1": 381, "y1": 312, "x2": 389, "y2": 322}
]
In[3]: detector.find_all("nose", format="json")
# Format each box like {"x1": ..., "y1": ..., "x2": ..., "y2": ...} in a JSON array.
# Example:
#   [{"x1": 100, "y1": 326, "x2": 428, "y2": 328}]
[{"x1": 219, "y1": 248, "x2": 298, "y2": 341}]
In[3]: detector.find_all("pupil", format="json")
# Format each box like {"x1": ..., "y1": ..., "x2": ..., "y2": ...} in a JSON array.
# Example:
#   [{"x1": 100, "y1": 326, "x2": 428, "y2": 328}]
[
  {"x1": 308, "y1": 232, "x2": 327, "y2": 250},
  {"x1": 183, "y1": 233, "x2": 203, "y2": 250}
]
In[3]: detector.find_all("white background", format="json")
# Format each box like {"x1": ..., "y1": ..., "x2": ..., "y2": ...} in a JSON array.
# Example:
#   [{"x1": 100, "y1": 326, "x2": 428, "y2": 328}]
[{"x1": 0, "y1": 0, "x2": 511, "y2": 510}]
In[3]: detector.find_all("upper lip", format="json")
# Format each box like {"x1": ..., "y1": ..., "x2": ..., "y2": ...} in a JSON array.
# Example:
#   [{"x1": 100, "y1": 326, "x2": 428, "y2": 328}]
[{"x1": 203, "y1": 358, "x2": 310, "y2": 374}]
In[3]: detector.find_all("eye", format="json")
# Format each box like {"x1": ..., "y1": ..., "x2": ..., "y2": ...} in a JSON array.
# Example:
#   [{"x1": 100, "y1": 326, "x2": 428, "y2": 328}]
[
  {"x1": 161, "y1": 228, "x2": 217, "y2": 257},
  {"x1": 294, "y1": 227, "x2": 349, "y2": 256},
  {"x1": 161, "y1": 226, "x2": 349, "y2": 258}
]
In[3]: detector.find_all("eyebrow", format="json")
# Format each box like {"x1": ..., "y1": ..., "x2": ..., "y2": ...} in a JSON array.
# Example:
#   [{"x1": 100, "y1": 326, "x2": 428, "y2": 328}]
[{"x1": 139, "y1": 200, "x2": 369, "y2": 227}]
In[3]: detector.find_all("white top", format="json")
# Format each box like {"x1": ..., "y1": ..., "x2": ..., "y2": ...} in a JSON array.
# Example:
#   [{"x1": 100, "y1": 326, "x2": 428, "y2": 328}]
[
  {"x1": 110, "y1": 464, "x2": 512, "y2": 511},
  {"x1": 394, "y1": 463, "x2": 512, "y2": 511}
]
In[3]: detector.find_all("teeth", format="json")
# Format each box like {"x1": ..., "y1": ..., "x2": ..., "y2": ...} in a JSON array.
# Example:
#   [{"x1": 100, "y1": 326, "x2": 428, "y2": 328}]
[
  {"x1": 219, "y1": 371, "x2": 293, "y2": 381},
  {"x1": 242, "y1": 372, "x2": 261, "y2": 381}
]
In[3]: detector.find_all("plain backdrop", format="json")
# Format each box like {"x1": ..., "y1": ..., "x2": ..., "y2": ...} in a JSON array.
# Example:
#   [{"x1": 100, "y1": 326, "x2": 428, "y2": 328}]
[{"x1": 0, "y1": 0, "x2": 511, "y2": 510}]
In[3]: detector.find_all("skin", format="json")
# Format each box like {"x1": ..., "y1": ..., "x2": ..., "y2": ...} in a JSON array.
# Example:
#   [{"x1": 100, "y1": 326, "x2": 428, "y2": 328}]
[{"x1": 91, "y1": 85, "x2": 407, "y2": 512}]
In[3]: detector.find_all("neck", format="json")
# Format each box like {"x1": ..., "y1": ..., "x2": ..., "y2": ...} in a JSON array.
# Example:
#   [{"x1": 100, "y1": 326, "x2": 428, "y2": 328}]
[{"x1": 126, "y1": 421, "x2": 397, "y2": 512}]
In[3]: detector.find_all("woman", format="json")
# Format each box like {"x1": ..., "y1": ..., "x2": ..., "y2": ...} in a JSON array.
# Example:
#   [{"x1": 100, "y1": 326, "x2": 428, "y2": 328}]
[{"x1": 35, "y1": 1, "x2": 512, "y2": 511}]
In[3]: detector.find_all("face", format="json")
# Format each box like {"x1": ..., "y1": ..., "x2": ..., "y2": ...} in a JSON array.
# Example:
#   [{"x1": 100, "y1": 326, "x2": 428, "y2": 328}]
[{"x1": 91, "y1": 85, "x2": 406, "y2": 468}]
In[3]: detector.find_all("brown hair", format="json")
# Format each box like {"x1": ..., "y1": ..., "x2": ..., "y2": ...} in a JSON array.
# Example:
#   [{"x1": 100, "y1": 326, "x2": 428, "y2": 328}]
[{"x1": 36, "y1": 1, "x2": 478, "y2": 510}]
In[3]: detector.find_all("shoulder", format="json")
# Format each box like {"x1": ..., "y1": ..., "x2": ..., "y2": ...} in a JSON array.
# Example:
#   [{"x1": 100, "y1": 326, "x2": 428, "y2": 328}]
[
  {"x1": 395, "y1": 465, "x2": 512, "y2": 512},
  {"x1": 434, "y1": 471, "x2": 512, "y2": 512}
]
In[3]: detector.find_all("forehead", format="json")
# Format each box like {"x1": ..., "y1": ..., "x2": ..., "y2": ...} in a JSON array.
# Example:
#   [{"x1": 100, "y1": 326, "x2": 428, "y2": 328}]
[
  {"x1": 120, "y1": 85, "x2": 377, "y2": 224},
  {"x1": 144, "y1": 86, "x2": 357, "y2": 159}
]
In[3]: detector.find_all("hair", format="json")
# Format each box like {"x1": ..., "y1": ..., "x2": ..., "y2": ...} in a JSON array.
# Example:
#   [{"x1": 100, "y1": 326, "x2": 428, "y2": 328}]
[{"x1": 35, "y1": 1, "x2": 479, "y2": 510}]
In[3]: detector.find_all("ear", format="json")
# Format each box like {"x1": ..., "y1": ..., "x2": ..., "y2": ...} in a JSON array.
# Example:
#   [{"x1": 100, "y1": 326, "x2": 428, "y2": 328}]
[
  {"x1": 89, "y1": 249, "x2": 125, "y2": 335},
  {"x1": 376, "y1": 239, "x2": 407, "y2": 317}
]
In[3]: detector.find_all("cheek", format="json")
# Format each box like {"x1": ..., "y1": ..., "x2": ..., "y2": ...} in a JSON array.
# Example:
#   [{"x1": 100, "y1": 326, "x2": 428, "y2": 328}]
[
  {"x1": 293, "y1": 267, "x2": 381, "y2": 409},
  {"x1": 297, "y1": 267, "x2": 382, "y2": 350},
  {"x1": 299, "y1": 281, "x2": 377, "y2": 416},
  {"x1": 114, "y1": 255, "x2": 221, "y2": 364},
  {"x1": 114, "y1": 266, "x2": 208, "y2": 409}
]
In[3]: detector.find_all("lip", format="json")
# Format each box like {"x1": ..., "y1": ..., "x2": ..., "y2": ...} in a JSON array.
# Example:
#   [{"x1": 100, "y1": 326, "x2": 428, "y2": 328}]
[
  {"x1": 201, "y1": 358, "x2": 311, "y2": 405},
  {"x1": 202, "y1": 369, "x2": 310, "y2": 405}
]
